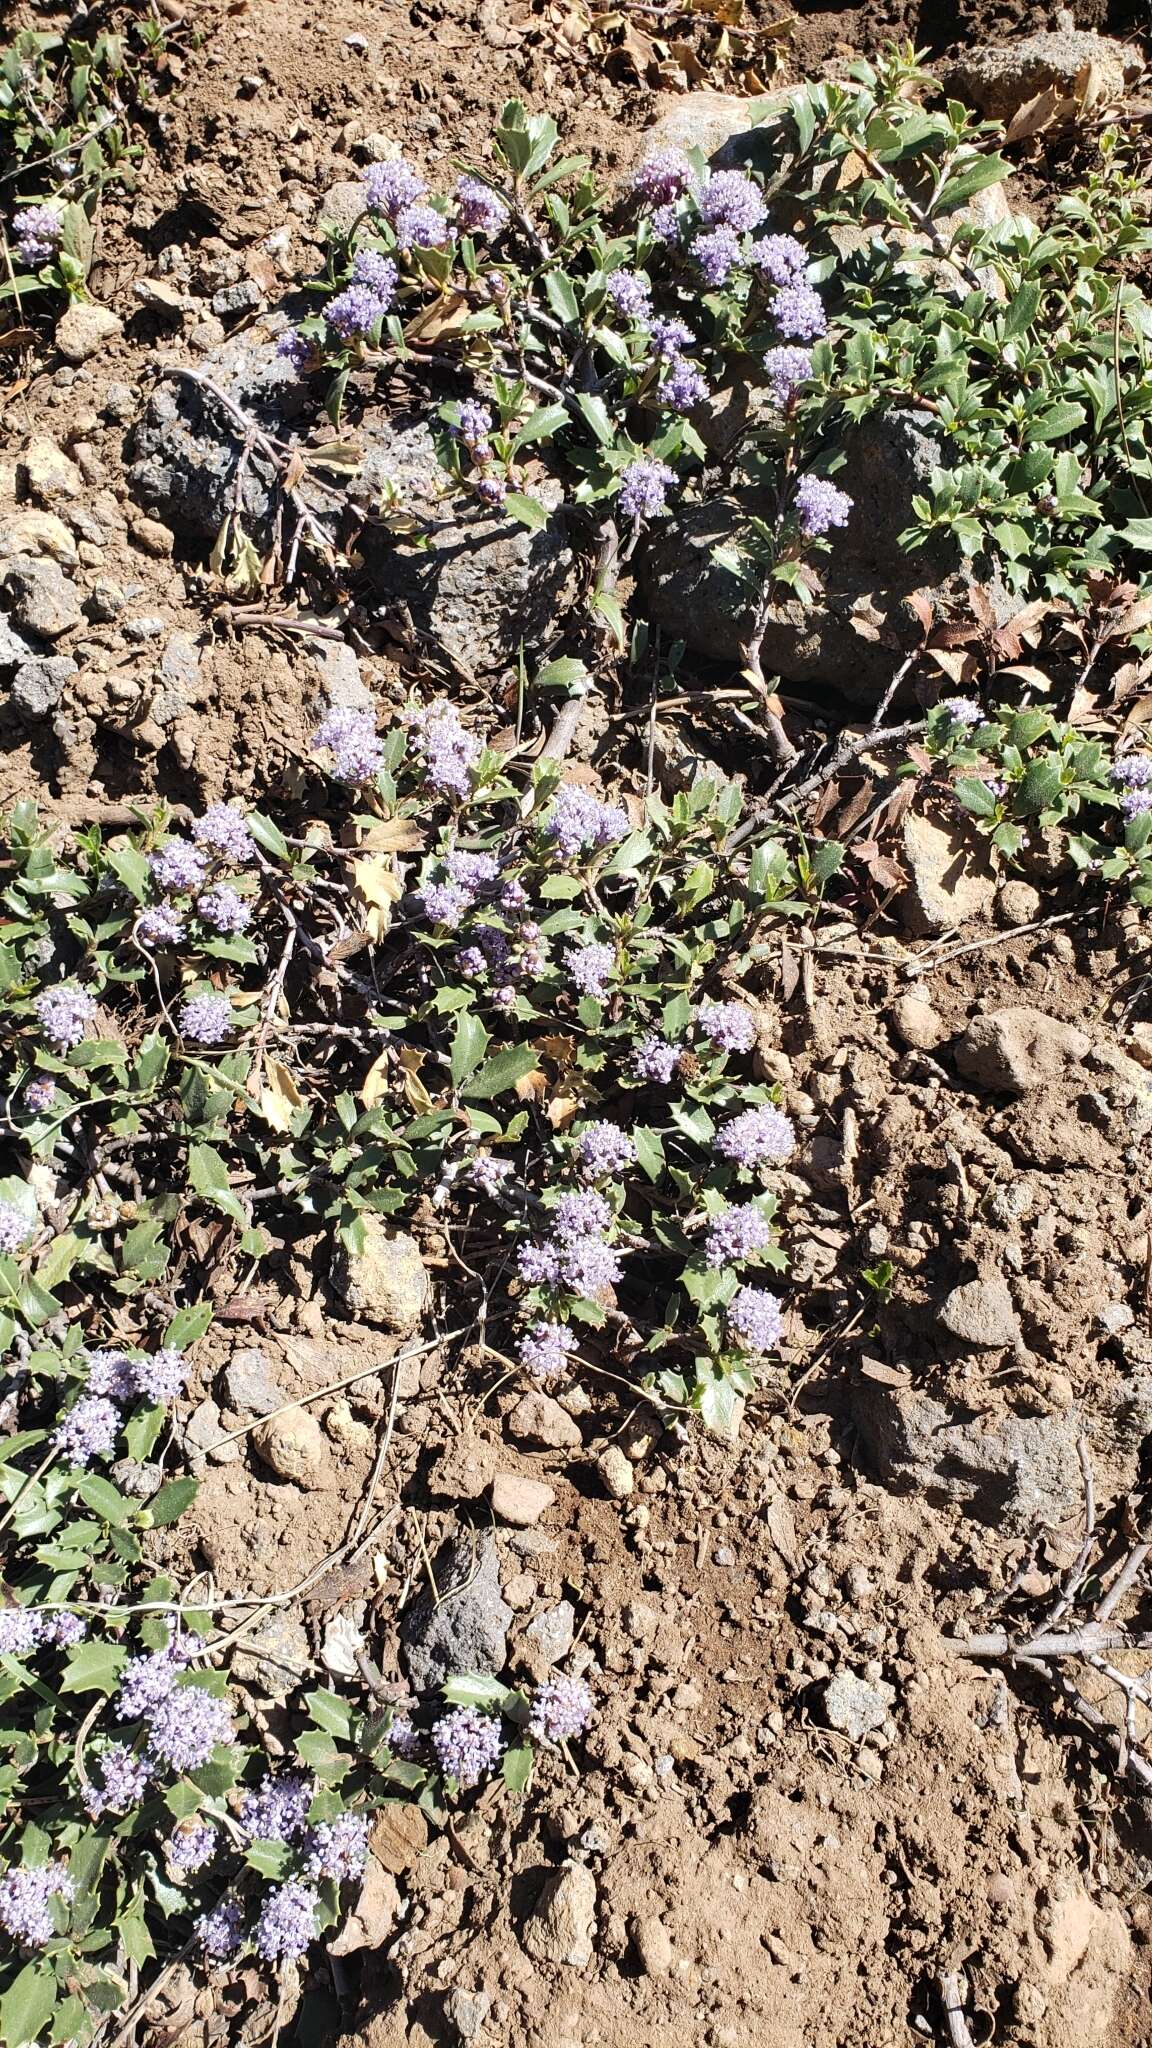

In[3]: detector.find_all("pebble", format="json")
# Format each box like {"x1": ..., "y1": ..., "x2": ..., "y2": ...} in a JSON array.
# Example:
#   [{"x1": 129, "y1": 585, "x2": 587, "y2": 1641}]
[
  {"x1": 3, "y1": 558, "x2": 83, "y2": 639},
  {"x1": 997, "y1": 880, "x2": 1042, "y2": 927},
  {"x1": 86, "y1": 579, "x2": 128, "y2": 623},
  {"x1": 333, "y1": 1219, "x2": 430, "y2": 1334},
  {"x1": 443, "y1": 1988, "x2": 491, "y2": 2042},
  {"x1": 507, "y1": 1391, "x2": 582, "y2": 1450},
  {"x1": 0, "y1": 508, "x2": 78, "y2": 566},
  {"x1": 101, "y1": 382, "x2": 137, "y2": 423},
  {"x1": 597, "y1": 1445, "x2": 635, "y2": 1499},
  {"x1": 124, "y1": 615, "x2": 166, "y2": 641},
  {"x1": 128, "y1": 513, "x2": 175, "y2": 558},
  {"x1": 222, "y1": 1348, "x2": 285, "y2": 1416},
  {"x1": 252, "y1": 1407, "x2": 330, "y2": 1488},
  {"x1": 822, "y1": 1671, "x2": 896, "y2": 1741},
  {"x1": 940, "y1": 1275, "x2": 1021, "y2": 1350},
  {"x1": 22, "y1": 437, "x2": 84, "y2": 505},
  {"x1": 522, "y1": 1862, "x2": 597, "y2": 1968},
  {"x1": 524, "y1": 1599, "x2": 575, "y2": 1668},
  {"x1": 55, "y1": 302, "x2": 123, "y2": 363},
  {"x1": 890, "y1": 992, "x2": 947, "y2": 1051},
  {"x1": 630, "y1": 1913, "x2": 673, "y2": 1976},
  {"x1": 184, "y1": 1396, "x2": 240, "y2": 1464},
  {"x1": 490, "y1": 1473, "x2": 555, "y2": 1527}
]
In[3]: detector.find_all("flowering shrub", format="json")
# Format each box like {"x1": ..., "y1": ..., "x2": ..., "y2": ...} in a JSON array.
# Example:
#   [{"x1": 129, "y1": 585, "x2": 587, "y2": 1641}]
[{"x1": 917, "y1": 700, "x2": 1152, "y2": 902}]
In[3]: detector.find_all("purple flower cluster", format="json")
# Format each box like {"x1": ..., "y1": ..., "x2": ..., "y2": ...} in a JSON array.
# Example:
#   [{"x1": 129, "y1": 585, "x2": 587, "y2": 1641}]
[
  {"x1": 716, "y1": 1103, "x2": 796, "y2": 1168},
  {"x1": 1112, "y1": 754, "x2": 1152, "y2": 789},
  {"x1": 136, "y1": 905, "x2": 186, "y2": 948},
  {"x1": 364, "y1": 157, "x2": 427, "y2": 222},
  {"x1": 566, "y1": 939, "x2": 616, "y2": 997},
  {"x1": 352, "y1": 247, "x2": 399, "y2": 302},
  {"x1": 168, "y1": 1821, "x2": 218, "y2": 1874},
  {"x1": 305, "y1": 1814, "x2": 370, "y2": 1881},
  {"x1": 277, "y1": 329, "x2": 312, "y2": 373},
  {"x1": 794, "y1": 475, "x2": 852, "y2": 538},
  {"x1": 529, "y1": 1675, "x2": 593, "y2": 1742},
  {"x1": 193, "y1": 804, "x2": 254, "y2": 862},
  {"x1": 239, "y1": 1771, "x2": 313, "y2": 1843},
  {"x1": 692, "y1": 224, "x2": 741, "y2": 288},
  {"x1": 197, "y1": 884, "x2": 251, "y2": 934},
  {"x1": 698, "y1": 170, "x2": 765, "y2": 233},
  {"x1": 631, "y1": 1033, "x2": 679, "y2": 1085},
  {"x1": 703, "y1": 1202, "x2": 773, "y2": 1269},
  {"x1": 941, "y1": 698, "x2": 984, "y2": 727},
  {"x1": 658, "y1": 359, "x2": 708, "y2": 412},
  {"x1": 546, "y1": 783, "x2": 629, "y2": 859},
  {"x1": 135, "y1": 1346, "x2": 188, "y2": 1404},
  {"x1": 1121, "y1": 786, "x2": 1152, "y2": 819},
  {"x1": 727, "y1": 1284, "x2": 783, "y2": 1352},
  {"x1": 387, "y1": 1710, "x2": 424, "y2": 1759},
  {"x1": 762, "y1": 345, "x2": 814, "y2": 409},
  {"x1": 618, "y1": 458, "x2": 677, "y2": 521},
  {"x1": 455, "y1": 400, "x2": 493, "y2": 457},
  {"x1": 0, "y1": 1200, "x2": 33, "y2": 1254},
  {"x1": 52, "y1": 1394, "x2": 121, "y2": 1468},
  {"x1": 455, "y1": 175, "x2": 508, "y2": 238},
  {"x1": 771, "y1": 281, "x2": 827, "y2": 341},
  {"x1": 22, "y1": 1077, "x2": 56, "y2": 1113},
  {"x1": 147, "y1": 1686, "x2": 234, "y2": 1772},
  {"x1": 632, "y1": 149, "x2": 692, "y2": 208},
  {"x1": 12, "y1": 206, "x2": 62, "y2": 268},
  {"x1": 178, "y1": 993, "x2": 235, "y2": 1044},
  {"x1": 517, "y1": 1319, "x2": 574, "y2": 1380},
  {"x1": 605, "y1": 268, "x2": 652, "y2": 319},
  {"x1": 85, "y1": 1743, "x2": 151, "y2": 1819},
  {"x1": 649, "y1": 315, "x2": 694, "y2": 359},
  {"x1": 327, "y1": 281, "x2": 391, "y2": 341},
  {"x1": 34, "y1": 984, "x2": 96, "y2": 1050},
  {"x1": 518, "y1": 1232, "x2": 622, "y2": 1298},
  {"x1": 577, "y1": 1120, "x2": 635, "y2": 1179},
  {"x1": 552, "y1": 1188, "x2": 613, "y2": 1238},
  {"x1": 431, "y1": 1705, "x2": 505, "y2": 1787},
  {"x1": 151, "y1": 841, "x2": 209, "y2": 893},
  {"x1": 0, "y1": 1861, "x2": 74, "y2": 1948},
  {"x1": 197, "y1": 1896, "x2": 245, "y2": 1960},
  {"x1": 753, "y1": 233, "x2": 807, "y2": 286},
  {"x1": 312, "y1": 705, "x2": 385, "y2": 784},
  {"x1": 696, "y1": 1000, "x2": 757, "y2": 1053},
  {"x1": 0, "y1": 1605, "x2": 86, "y2": 1655},
  {"x1": 650, "y1": 201, "x2": 683, "y2": 244},
  {"x1": 395, "y1": 202, "x2": 452, "y2": 250},
  {"x1": 408, "y1": 700, "x2": 483, "y2": 798}
]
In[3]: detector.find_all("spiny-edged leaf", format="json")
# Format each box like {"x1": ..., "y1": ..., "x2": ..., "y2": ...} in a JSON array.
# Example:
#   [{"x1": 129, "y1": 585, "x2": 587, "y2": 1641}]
[
  {"x1": 74, "y1": 1475, "x2": 135, "y2": 1528},
  {"x1": 504, "y1": 491, "x2": 551, "y2": 532},
  {"x1": 463, "y1": 1042, "x2": 541, "y2": 1100},
  {"x1": 0, "y1": 1961, "x2": 57, "y2": 2047},
  {"x1": 305, "y1": 1687, "x2": 355, "y2": 1739},
  {"x1": 502, "y1": 1740, "x2": 534, "y2": 1794},
  {"x1": 163, "y1": 1781, "x2": 204, "y2": 1820},
  {"x1": 103, "y1": 843, "x2": 150, "y2": 903},
  {"x1": 58, "y1": 1639, "x2": 128, "y2": 1695},
  {"x1": 187, "y1": 1143, "x2": 247, "y2": 1226},
  {"x1": 953, "y1": 775, "x2": 1000, "y2": 818},
  {"x1": 245, "y1": 1840, "x2": 294, "y2": 1879},
  {"x1": 1013, "y1": 755, "x2": 1064, "y2": 815},
  {"x1": 246, "y1": 811, "x2": 290, "y2": 861}
]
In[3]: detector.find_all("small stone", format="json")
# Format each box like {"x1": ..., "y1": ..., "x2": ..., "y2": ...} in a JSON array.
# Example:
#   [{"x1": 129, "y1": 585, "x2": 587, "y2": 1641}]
[
  {"x1": 0, "y1": 508, "x2": 78, "y2": 566},
  {"x1": 898, "y1": 810, "x2": 996, "y2": 935},
  {"x1": 941, "y1": 1275, "x2": 1021, "y2": 1350},
  {"x1": 523, "y1": 1861, "x2": 597, "y2": 1968},
  {"x1": 222, "y1": 1349, "x2": 285, "y2": 1416},
  {"x1": 4, "y1": 557, "x2": 83, "y2": 638},
  {"x1": 523, "y1": 1599, "x2": 576, "y2": 1669},
  {"x1": 56, "y1": 302, "x2": 123, "y2": 363},
  {"x1": 212, "y1": 279, "x2": 265, "y2": 319},
  {"x1": 160, "y1": 631, "x2": 202, "y2": 692},
  {"x1": 86, "y1": 578, "x2": 128, "y2": 623},
  {"x1": 134, "y1": 278, "x2": 187, "y2": 321},
  {"x1": 443, "y1": 1988, "x2": 491, "y2": 2042},
  {"x1": 230, "y1": 1610, "x2": 312, "y2": 1701},
  {"x1": 327, "y1": 1857, "x2": 401, "y2": 1955},
  {"x1": 997, "y1": 880, "x2": 1042, "y2": 927},
  {"x1": 333, "y1": 1218, "x2": 430, "y2": 1334},
  {"x1": 371, "y1": 1801, "x2": 430, "y2": 1874},
  {"x1": 890, "y1": 992, "x2": 946, "y2": 1051},
  {"x1": 21, "y1": 438, "x2": 84, "y2": 505},
  {"x1": 1097, "y1": 1303, "x2": 1135, "y2": 1335},
  {"x1": 491, "y1": 1473, "x2": 555, "y2": 1527},
  {"x1": 823, "y1": 1671, "x2": 896, "y2": 1741},
  {"x1": 101, "y1": 382, "x2": 136, "y2": 423},
  {"x1": 10, "y1": 655, "x2": 77, "y2": 717},
  {"x1": 507, "y1": 1392, "x2": 582, "y2": 1450},
  {"x1": 252, "y1": 1406, "x2": 330, "y2": 1488},
  {"x1": 597, "y1": 1445, "x2": 634, "y2": 1499},
  {"x1": 401, "y1": 1532, "x2": 511, "y2": 1692},
  {"x1": 954, "y1": 1006, "x2": 1090, "y2": 1094},
  {"x1": 310, "y1": 635, "x2": 371, "y2": 709},
  {"x1": 630, "y1": 1913, "x2": 673, "y2": 1977},
  {"x1": 324, "y1": 1397, "x2": 373, "y2": 1452},
  {"x1": 317, "y1": 179, "x2": 370, "y2": 235},
  {"x1": 129, "y1": 514, "x2": 175, "y2": 558},
  {"x1": 109, "y1": 1458, "x2": 163, "y2": 1499},
  {"x1": 356, "y1": 131, "x2": 400, "y2": 162},
  {"x1": 184, "y1": 1396, "x2": 240, "y2": 1463},
  {"x1": 124, "y1": 615, "x2": 166, "y2": 641}
]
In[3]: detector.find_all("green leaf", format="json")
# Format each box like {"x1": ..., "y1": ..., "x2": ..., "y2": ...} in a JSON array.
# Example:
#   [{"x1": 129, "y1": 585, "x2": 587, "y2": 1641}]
[
  {"x1": 574, "y1": 392, "x2": 613, "y2": 445},
  {"x1": 589, "y1": 588, "x2": 625, "y2": 650},
  {"x1": 131, "y1": 1031, "x2": 169, "y2": 1093},
  {"x1": 58, "y1": 1640, "x2": 128, "y2": 1695},
  {"x1": 1030, "y1": 401, "x2": 1085, "y2": 443},
  {"x1": 700, "y1": 1377, "x2": 741, "y2": 1438},
  {"x1": 511, "y1": 403, "x2": 569, "y2": 453},
  {"x1": 502, "y1": 1740, "x2": 534, "y2": 1794},
  {"x1": 534, "y1": 656, "x2": 588, "y2": 693},
  {"x1": 104, "y1": 844, "x2": 151, "y2": 903},
  {"x1": 246, "y1": 1840, "x2": 293, "y2": 1879},
  {"x1": 149, "y1": 1477, "x2": 198, "y2": 1526},
  {"x1": 1013, "y1": 756, "x2": 1064, "y2": 815},
  {"x1": 1120, "y1": 519, "x2": 1152, "y2": 551},
  {"x1": 74, "y1": 1475, "x2": 135, "y2": 1527},
  {"x1": 123, "y1": 1403, "x2": 165, "y2": 1462},
  {"x1": 450, "y1": 1011, "x2": 490, "y2": 1090},
  {"x1": 463, "y1": 1043, "x2": 540, "y2": 1101},
  {"x1": 164, "y1": 1301, "x2": 212, "y2": 1352},
  {"x1": 504, "y1": 492, "x2": 550, "y2": 532},
  {"x1": 163, "y1": 1781, "x2": 204, "y2": 1819},
  {"x1": 543, "y1": 269, "x2": 579, "y2": 325},
  {"x1": 933, "y1": 153, "x2": 1008, "y2": 216},
  {"x1": 0, "y1": 1962, "x2": 57, "y2": 2047},
  {"x1": 953, "y1": 775, "x2": 1000, "y2": 818},
  {"x1": 682, "y1": 1264, "x2": 737, "y2": 1310},
  {"x1": 187, "y1": 1144, "x2": 247, "y2": 1226},
  {"x1": 632, "y1": 1126, "x2": 666, "y2": 1182},
  {"x1": 1000, "y1": 281, "x2": 1040, "y2": 340},
  {"x1": 441, "y1": 1673, "x2": 511, "y2": 1709},
  {"x1": 305, "y1": 1688, "x2": 355, "y2": 1739},
  {"x1": 117, "y1": 1900, "x2": 154, "y2": 1967},
  {"x1": 247, "y1": 811, "x2": 291, "y2": 862}
]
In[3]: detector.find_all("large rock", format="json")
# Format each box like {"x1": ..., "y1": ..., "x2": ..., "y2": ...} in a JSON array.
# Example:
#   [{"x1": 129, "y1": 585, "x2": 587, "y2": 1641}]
[
  {"x1": 130, "y1": 328, "x2": 574, "y2": 674},
  {"x1": 954, "y1": 1006, "x2": 1090, "y2": 1094},
  {"x1": 898, "y1": 810, "x2": 997, "y2": 935},
  {"x1": 3, "y1": 557, "x2": 83, "y2": 639},
  {"x1": 853, "y1": 1381, "x2": 1085, "y2": 1531},
  {"x1": 401, "y1": 1531, "x2": 512, "y2": 1691},
  {"x1": 522, "y1": 1862, "x2": 597, "y2": 1968},
  {"x1": 942, "y1": 29, "x2": 1140, "y2": 121},
  {"x1": 332, "y1": 1217, "x2": 430, "y2": 1334}
]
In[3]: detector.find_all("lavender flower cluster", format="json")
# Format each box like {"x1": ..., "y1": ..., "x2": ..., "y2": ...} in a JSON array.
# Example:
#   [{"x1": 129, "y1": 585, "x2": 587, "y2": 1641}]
[
  {"x1": 1112, "y1": 753, "x2": 1152, "y2": 818},
  {"x1": 0, "y1": 1605, "x2": 86, "y2": 1656},
  {"x1": 137, "y1": 805, "x2": 256, "y2": 953},
  {"x1": 192, "y1": 1772, "x2": 373, "y2": 1966},
  {"x1": 111, "y1": 1631, "x2": 233, "y2": 1777},
  {"x1": 0, "y1": 1860, "x2": 74, "y2": 1948},
  {"x1": 11, "y1": 205, "x2": 62, "y2": 269},
  {"x1": 0, "y1": 1199, "x2": 34, "y2": 1255},
  {"x1": 51, "y1": 1344, "x2": 187, "y2": 1469}
]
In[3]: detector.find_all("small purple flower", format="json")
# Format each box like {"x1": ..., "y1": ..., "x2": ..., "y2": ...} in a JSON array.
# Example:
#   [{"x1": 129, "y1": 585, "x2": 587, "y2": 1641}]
[
  {"x1": 197, "y1": 1897, "x2": 245, "y2": 1960},
  {"x1": 34, "y1": 985, "x2": 96, "y2": 1051},
  {"x1": 696, "y1": 1000, "x2": 757, "y2": 1053},
  {"x1": 116, "y1": 1647, "x2": 181, "y2": 1722},
  {"x1": 12, "y1": 205, "x2": 63, "y2": 268},
  {"x1": 134, "y1": 1347, "x2": 187, "y2": 1405},
  {"x1": 559, "y1": 1234, "x2": 622, "y2": 1296},
  {"x1": 455, "y1": 175, "x2": 508, "y2": 238},
  {"x1": 146, "y1": 1686, "x2": 233, "y2": 1772},
  {"x1": 0, "y1": 1862, "x2": 74, "y2": 1948},
  {"x1": 431, "y1": 1706, "x2": 504, "y2": 1787},
  {"x1": 1122, "y1": 788, "x2": 1152, "y2": 819},
  {"x1": 545, "y1": 784, "x2": 629, "y2": 859},
  {"x1": 84, "y1": 1349, "x2": 137, "y2": 1400},
  {"x1": 0, "y1": 1201, "x2": 32, "y2": 1255},
  {"x1": 518, "y1": 1319, "x2": 573, "y2": 1380},
  {"x1": 703, "y1": 1202, "x2": 773, "y2": 1269},
  {"x1": 529, "y1": 1675, "x2": 593, "y2": 1742},
  {"x1": 239, "y1": 1772, "x2": 313, "y2": 1843},
  {"x1": 22, "y1": 1077, "x2": 56, "y2": 1113},
  {"x1": 605, "y1": 268, "x2": 652, "y2": 320},
  {"x1": 566, "y1": 940, "x2": 616, "y2": 998},
  {"x1": 351, "y1": 248, "x2": 399, "y2": 303},
  {"x1": 196, "y1": 885, "x2": 251, "y2": 934},
  {"x1": 762, "y1": 344, "x2": 814, "y2": 408},
  {"x1": 692, "y1": 224, "x2": 742, "y2": 288},
  {"x1": 327, "y1": 281, "x2": 389, "y2": 341},
  {"x1": 256, "y1": 1881, "x2": 319, "y2": 1963},
  {"x1": 466, "y1": 1152, "x2": 512, "y2": 1198},
  {"x1": 771, "y1": 281, "x2": 827, "y2": 340},
  {"x1": 476, "y1": 474, "x2": 507, "y2": 508},
  {"x1": 632, "y1": 149, "x2": 692, "y2": 208},
  {"x1": 753, "y1": 233, "x2": 807, "y2": 285},
  {"x1": 618, "y1": 458, "x2": 676, "y2": 522},
  {"x1": 577, "y1": 1121, "x2": 635, "y2": 1180},
  {"x1": 312, "y1": 704, "x2": 385, "y2": 784},
  {"x1": 137, "y1": 905, "x2": 186, "y2": 948},
  {"x1": 794, "y1": 475, "x2": 852, "y2": 538},
  {"x1": 394, "y1": 202, "x2": 451, "y2": 250},
  {"x1": 455, "y1": 401, "x2": 493, "y2": 457},
  {"x1": 517, "y1": 1240, "x2": 563, "y2": 1287},
  {"x1": 657, "y1": 359, "x2": 708, "y2": 412},
  {"x1": 631, "y1": 1034, "x2": 679, "y2": 1085},
  {"x1": 53, "y1": 1395, "x2": 121, "y2": 1468},
  {"x1": 388, "y1": 1710, "x2": 425, "y2": 1758},
  {"x1": 649, "y1": 316, "x2": 694, "y2": 359},
  {"x1": 85, "y1": 1743, "x2": 151, "y2": 1818},
  {"x1": 650, "y1": 202, "x2": 683, "y2": 244},
  {"x1": 364, "y1": 157, "x2": 426, "y2": 222},
  {"x1": 276, "y1": 329, "x2": 311, "y2": 373},
  {"x1": 716, "y1": 1103, "x2": 796, "y2": 1168},
  {"x1": 408, "y1": 700, "x2": 483, "y2": 799},
  {"x1": 0, "y1": 1607, "x2": 43, "y2": 1655},
  {"x1": 168, "y1": 1821, "x2": 218, "y2": 1874},
  {"x1": 1111, "y1": 754, "x2": 1152, "y2": 789},
  {"x1": 45, "y1": 1611, "x2": 86, "y2": 1648},
  {"x1": 151, "y1": 840, "x2": 209, "y2": 893},
  {"x1": 421, "y1": 881, "x2": 471, "y2": 926},
  {"x1": 193, "y1": 804, "x2": 254, "y2": 862},
  {"x1": 941, "y1": 697, "x2": 984, "y2": 727},
  {"x1": 727, "y1": 1284, "x2": 783, "y2": 1352},
  {"x1": 446, "y1": 850, "x2": 499, "y2": 891},
  {"x1": 305, "y1": 1814, "x2": 370, "y2": 1882},
  {"x1": 552, "y1": 1189, "x2": 613, "y2": 1241},
  {"x1": 178, "y1": 993, "x2": 235, "y2": 1044},
  {"x1": 698, "y1": 170, "x2": 765, "y2": 233}
]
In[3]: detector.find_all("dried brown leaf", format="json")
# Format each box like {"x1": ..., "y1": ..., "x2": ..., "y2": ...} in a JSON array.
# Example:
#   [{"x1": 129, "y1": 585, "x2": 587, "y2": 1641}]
[{"x1": 1003, "y1": 81, "x2": 1064, "y2": 144}]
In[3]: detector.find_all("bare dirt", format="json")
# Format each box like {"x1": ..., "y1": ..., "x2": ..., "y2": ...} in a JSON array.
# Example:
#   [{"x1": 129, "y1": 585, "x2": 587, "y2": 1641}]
[{"x1": 5, "y1": 0, "x2": 1152, "y2": 2045}]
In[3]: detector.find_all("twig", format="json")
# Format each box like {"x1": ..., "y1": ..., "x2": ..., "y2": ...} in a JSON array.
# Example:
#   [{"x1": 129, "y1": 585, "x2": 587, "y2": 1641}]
[
  {"x1": 937, "y1": 1971, "x2": 976, "y2": 2048},
  {"x1": 907, "y1": 909, "x2": 1083, "y2": 974},
  {"x1": 948, "y1": 1624, "x2": 1152, "y2": 1659},
  {"x1": 539, "y1": 694, "x2": 589, "y2": 763}
]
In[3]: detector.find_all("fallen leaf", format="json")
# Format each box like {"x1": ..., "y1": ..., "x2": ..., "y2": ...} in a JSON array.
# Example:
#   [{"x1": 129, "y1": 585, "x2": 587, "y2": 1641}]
[
  {"x1": 1003, "y1": 82, "x2": 1065, "y2": 144},
  {"x1": 257, "y1": 1058, "x2": 305, "y2": 1133},
  {"x1": 361, "y1": 1048, "x2": 391, "y2": 1109},
  {"x1": 397, "y1": 1045, "x2": 434, "y2": 1112},
  {"x1": 352, "y1": 816, "x2": 426, "y2": 855},
  {"x1": 352, "y1": 852, "x2": 403, "y2": 941}
]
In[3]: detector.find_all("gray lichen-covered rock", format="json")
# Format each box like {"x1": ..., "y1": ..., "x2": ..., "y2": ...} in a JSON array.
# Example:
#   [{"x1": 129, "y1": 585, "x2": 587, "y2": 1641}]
[
  {"x1": 853, "y1": 1382, "x2": 1086, "y2": 1530},
  {"x1": 130, "y1": 327, "x2": 574, "y2": 674},
  {"x1": 942, "y1": 29, "x2": 1140, "y2": 121},
  {"x1": 3, "y1": 557, "x2": 83, "y2": 639},
  {"x1": 402, "y1": 1531, "x2": 512, "y2": 1691}
]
